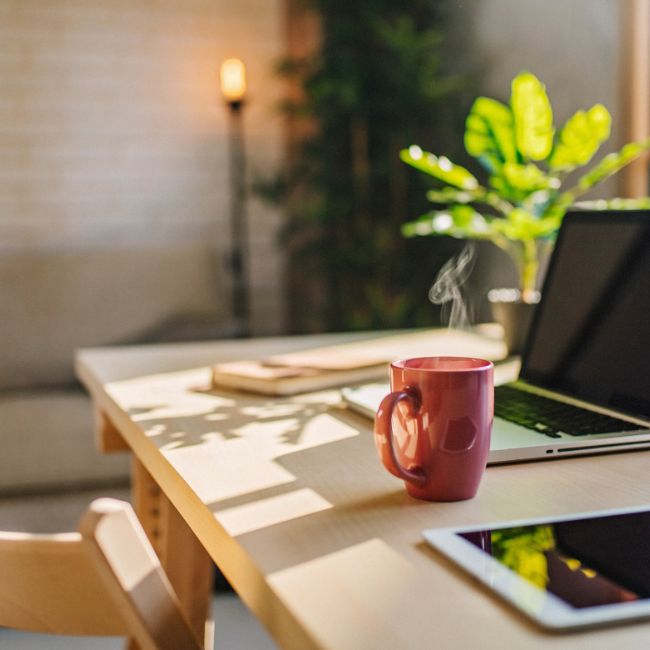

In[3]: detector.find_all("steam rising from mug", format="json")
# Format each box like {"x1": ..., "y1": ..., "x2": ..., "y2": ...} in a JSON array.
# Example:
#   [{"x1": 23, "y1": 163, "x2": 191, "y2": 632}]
[{"x1": 429, "y1": 243, "x2": 476, "y2": 330}]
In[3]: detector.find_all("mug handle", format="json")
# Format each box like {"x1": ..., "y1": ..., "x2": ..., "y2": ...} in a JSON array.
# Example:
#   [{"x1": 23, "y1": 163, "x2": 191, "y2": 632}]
[{"x1": 374, "y1": 388, "x2": 427, "y2": 487}]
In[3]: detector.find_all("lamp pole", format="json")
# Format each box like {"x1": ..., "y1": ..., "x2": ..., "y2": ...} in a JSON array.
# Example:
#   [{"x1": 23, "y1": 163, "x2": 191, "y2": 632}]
[{"x1": 221, "y1": 58, "x2": 251, "y2": 337}]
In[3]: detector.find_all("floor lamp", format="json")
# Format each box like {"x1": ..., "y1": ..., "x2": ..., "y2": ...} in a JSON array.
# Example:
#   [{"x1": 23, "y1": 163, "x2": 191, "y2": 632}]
[{"x1": 220, "y1": 58, "x2": 250, "y2": 337}]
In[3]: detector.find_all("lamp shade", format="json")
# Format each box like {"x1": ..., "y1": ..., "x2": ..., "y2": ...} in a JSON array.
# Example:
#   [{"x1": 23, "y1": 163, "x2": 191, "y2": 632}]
[{"x1": 220, "y1": 58, "x2": 247, "y2": 102}]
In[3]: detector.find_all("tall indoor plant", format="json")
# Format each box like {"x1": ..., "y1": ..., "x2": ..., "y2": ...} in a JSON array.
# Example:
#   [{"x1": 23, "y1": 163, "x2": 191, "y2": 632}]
[
  {"x1": 401, "y1": 71, "x2": 650, "y2": 302},
  {"x1": 263, "y1": 0, "x2": 466, "y2": 332}
]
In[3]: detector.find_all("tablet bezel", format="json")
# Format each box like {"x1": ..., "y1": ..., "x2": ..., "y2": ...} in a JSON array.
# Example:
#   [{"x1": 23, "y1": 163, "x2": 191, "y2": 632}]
[{"x1": 423, "y1": 504, "x2": 650, "y2": 631}]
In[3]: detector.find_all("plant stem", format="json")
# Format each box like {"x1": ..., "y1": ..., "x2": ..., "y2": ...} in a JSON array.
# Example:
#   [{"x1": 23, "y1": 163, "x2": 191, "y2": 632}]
[{"x1": 521, "y1": 239, "x2": 539, "y2": 301}]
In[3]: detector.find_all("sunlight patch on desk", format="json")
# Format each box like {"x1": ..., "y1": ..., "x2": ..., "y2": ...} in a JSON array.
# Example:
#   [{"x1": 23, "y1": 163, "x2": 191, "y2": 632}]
[
  {"x1": 108, "y1": 368, "x2": 236, "y2": 421},
  {"x1": 160, "y1": 440, "x2": 183, "y2": 451},
  {"x1": 142, "y1": 423, "x2": 166, "y2": 438},
  {"x1": 231, "y1": 418, "x2": 301, "y2": 441},
  {"x1": 284, "y1": 412, "x2": 359, "y2": 450},
  {"x1": 229, "y1": 412, "x2": 357, "y2": 451},
  {"x1": 112, "y1": 371, "x2": 362, "y2": 505},
  {"x1": 292, "y1": 390, "x2": 343, "y2": 406},
  {"x1": 157, "y1": 411, "x2": 359, "y2": 504},
  {"x1": 240, "y1": 403, "x2": 308, "y2": 418},
  {"x1": 128, "y1": 395, "x2": 235, "y2": 422},
  {"x1": 217, "y1": 488, "x2": 332, "y2": 536},
  {"x1": 204, "y1": 412, "x2": 231, "y2": 422},
  {"x1": 164, "y1": 442, "x2": 298, "y2": 504},
  {"x1": 268, "y1": 539, "x2": 419, "y2": 649}
]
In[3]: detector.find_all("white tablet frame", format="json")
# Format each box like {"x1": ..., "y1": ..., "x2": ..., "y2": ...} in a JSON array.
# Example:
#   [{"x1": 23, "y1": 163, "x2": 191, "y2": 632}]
[{"x1": 423, "y1": 504, "x2": 650, "y2": 631}]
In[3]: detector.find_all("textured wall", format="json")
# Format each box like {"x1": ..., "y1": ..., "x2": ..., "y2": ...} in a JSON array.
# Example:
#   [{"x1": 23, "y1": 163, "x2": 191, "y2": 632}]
[
  {"x1": 0, "y1": 0, "x2": 286, "y2": 333},
  {"x1": 447, "y1": 0, "x2": 622, "y2": 197}
]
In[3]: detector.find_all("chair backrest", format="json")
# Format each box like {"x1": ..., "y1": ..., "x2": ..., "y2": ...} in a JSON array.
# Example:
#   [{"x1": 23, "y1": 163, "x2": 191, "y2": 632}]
[{"x1": 0, "y1": 498, "x2": 203, "y2": 650}]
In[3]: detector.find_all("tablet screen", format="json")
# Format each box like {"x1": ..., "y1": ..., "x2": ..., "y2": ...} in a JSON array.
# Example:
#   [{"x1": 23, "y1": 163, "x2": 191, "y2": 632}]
[{"x1": 459, "y1": 510, "x2": 650, "y2": 609}]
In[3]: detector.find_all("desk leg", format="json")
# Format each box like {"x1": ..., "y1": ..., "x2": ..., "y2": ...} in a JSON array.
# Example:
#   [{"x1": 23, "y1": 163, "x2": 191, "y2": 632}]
[{"x1": 130, "y1": 458, "x2": 215, "y2": 649}]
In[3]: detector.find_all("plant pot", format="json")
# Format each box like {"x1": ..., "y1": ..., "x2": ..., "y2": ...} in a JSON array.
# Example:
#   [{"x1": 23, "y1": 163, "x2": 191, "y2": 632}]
[{"x1": 488, "y1": 289, "x2": 540, "y2": 356}]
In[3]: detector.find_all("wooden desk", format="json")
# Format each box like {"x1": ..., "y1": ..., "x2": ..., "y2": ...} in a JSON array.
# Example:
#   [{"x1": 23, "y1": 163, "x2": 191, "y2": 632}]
[{"x1": 76, "y1": 331, "x2": 650, "y2": 650}]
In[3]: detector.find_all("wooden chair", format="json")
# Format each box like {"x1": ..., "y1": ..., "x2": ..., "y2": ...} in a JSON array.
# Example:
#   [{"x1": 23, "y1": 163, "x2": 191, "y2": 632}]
[{"x1": 0, "y1": 498, "x2": 205, "y2": 650}]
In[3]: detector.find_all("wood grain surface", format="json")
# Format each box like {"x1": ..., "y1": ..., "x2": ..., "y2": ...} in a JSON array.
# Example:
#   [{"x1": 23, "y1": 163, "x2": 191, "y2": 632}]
[{"x1": 76, "y1": 330, "x2": 650, "y2": 650}]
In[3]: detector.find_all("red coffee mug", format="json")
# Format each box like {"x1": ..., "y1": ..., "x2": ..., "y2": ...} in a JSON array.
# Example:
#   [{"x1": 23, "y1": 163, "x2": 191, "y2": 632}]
[{"x1": 374, "y1": 356, "x2": 493, "y2": 501}]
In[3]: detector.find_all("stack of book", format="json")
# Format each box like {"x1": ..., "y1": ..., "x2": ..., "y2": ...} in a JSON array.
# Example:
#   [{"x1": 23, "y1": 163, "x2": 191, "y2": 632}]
[{"x1": 211, "y1": 329, "x2": 506, "y2": 396}]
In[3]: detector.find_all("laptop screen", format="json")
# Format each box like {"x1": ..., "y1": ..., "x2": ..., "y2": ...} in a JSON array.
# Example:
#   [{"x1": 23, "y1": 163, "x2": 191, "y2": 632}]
[{"x1": 520, "y1": 211, "x2": 650, "y2": 418}]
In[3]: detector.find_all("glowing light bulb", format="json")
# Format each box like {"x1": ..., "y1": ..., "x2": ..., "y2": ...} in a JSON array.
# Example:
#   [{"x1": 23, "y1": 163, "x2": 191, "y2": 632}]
[{"x1": 220, "y1": 58, "x2": 247, "y2": 102}]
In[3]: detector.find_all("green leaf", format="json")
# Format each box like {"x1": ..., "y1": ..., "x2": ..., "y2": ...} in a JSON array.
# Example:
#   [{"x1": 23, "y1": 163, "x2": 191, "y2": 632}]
[
  {"x1": 402, "y1": 205, "x2": 493, "y2": 239},
  {"x1": 549, "y1": 104, "x2": 611, "y2": 172},
  {"x1": 400, "y1": 146, "x2": 480, "y2": 190},
  {"x1": 501, "y1": 162, "x2": 559, "y2": 192},
  {"x1": 491, "y1": 209, "x2": 559, "y2": 241},
  {"x1": 464, "y1": 97, "x2": 518, "y2": 173},
  {"x1": 489, "y1": 162, "x2": 560, "y2": 203},
  {"x1": 426, "y1": 186, "x2": 514, "y2": 216},
  {"x1": 511, "y1": 72, "x2": 554, "y2": 161},
  {"x1": 450, "y1": 204, "x2": 476, "y2": 228},
  {"x1": 426, "y1": 188, "x2": 475, "y2": 204},
  {"x1": 574, "y1": 138, "x2": 650, "y2": 192},
  {"x1": 574, "y1": 197, "x2": 650, "y2": 210},
  {"x1": 402, "y1": 204, "x2": 561, "y2": 247},
  {"x1": 543, "y1": 194, "x2": 574, "y2": 221}
]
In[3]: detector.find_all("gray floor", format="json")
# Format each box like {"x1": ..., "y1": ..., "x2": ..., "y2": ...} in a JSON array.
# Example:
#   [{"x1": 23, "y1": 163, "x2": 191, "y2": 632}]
[{"x1": 0, "y1": 487, "x2": 278, "y2": 650}]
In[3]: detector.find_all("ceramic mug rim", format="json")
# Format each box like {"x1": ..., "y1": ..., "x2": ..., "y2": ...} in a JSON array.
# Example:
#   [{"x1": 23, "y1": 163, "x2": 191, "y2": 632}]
[{"x1": 391, "y1": 356, "x2": 493, "y2": 373}]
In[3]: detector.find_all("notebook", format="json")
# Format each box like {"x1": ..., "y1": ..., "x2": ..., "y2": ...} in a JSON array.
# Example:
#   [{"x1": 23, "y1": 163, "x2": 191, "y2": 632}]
[
  {"x1": 211, "y1": 328, "x2": 506, "y2": 396},
  {"x1": 342, "y1": 210, "x2": 650, "y2": 464}
]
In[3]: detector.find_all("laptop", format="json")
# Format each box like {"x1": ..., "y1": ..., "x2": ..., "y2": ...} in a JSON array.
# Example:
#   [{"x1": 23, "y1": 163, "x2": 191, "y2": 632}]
[{"x1": 342, "y1": 210, "x2": 650, "y2": 464}]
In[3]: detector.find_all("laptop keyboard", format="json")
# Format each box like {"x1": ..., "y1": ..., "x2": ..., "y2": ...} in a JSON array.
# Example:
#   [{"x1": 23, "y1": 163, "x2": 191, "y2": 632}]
[{"x1": 494, "y1": 385, "x2": 648, "y2": 438}]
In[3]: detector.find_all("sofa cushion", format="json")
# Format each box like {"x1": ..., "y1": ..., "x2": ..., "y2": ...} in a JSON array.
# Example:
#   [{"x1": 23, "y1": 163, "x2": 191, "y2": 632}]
[
  {"x1": 0, "y1": 246, "x2": 228, "y2": 390},
  {"x1": 0, "y1": 389, "x2": 130, "y2": 493}
]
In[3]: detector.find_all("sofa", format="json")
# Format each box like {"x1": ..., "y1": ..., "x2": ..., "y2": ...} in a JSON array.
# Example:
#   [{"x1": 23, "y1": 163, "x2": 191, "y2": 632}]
[{"x1": 0, "y1": 245, "x2": 231, "y2": 494}]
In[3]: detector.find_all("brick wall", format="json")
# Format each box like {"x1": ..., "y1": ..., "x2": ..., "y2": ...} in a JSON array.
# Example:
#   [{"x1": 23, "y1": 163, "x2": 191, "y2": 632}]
[{"x1": 0, "y1": 0, "x2": 286, "y2": 334}]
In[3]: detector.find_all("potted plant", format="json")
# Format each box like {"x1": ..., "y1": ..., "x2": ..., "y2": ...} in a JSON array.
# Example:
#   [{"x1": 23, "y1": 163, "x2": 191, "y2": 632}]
[{"x1": 400, "y1": 71, "x2": 650, "y2": 352}]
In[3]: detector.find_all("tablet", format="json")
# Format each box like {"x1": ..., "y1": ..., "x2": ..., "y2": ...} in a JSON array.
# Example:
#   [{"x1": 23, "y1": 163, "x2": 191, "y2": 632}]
[{"x1": 423, "y1": 505, "x2": 650, "y2": 631}]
